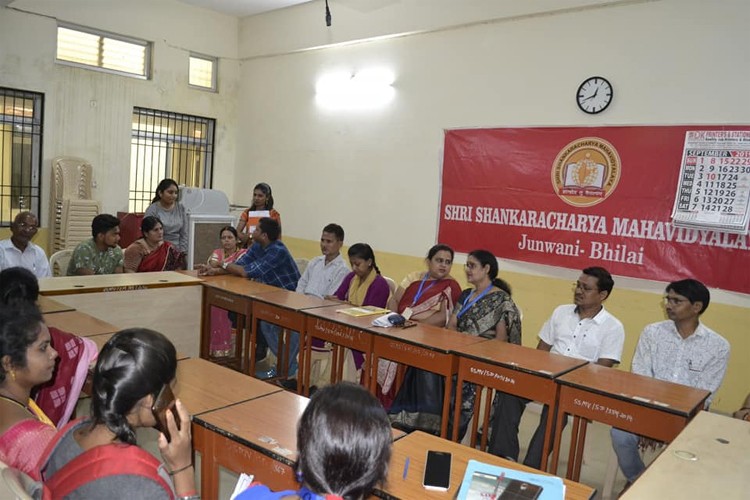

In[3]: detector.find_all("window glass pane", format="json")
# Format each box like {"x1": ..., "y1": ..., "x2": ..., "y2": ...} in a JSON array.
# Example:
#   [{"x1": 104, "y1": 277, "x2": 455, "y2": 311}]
[
  {"x1": 56, "y1": 25, "x2": 149, "y2": 78},
  {"x1": 189, "y1": 56, "x2": 216, "y2": 89}
]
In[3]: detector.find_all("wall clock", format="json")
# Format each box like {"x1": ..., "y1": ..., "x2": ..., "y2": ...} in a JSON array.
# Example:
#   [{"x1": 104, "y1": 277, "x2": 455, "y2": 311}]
[{"x1": 576, "y1": 76, "x2": 613, "y2": 114}]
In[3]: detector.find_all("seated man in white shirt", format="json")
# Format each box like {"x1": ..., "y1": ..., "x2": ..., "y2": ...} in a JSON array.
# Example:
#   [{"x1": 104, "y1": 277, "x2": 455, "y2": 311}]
[
  {"x1": 488, "y1": 266, "x2": 625, "y2": 469},
  {"x1": 611, "y1": 278, "x2": 729, "y2": 489},
  {"x1": 0, "y1": 211, "x2": 51, "y2": 278},
  {"x1": 277, "y1": 223, "x2": 349, "y2": 389}
]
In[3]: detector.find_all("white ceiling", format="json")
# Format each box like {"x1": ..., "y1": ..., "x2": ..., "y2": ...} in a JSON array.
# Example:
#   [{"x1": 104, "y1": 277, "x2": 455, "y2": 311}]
[{"x1": 176, "y1": 0, "x2": 314, "y2": 17}]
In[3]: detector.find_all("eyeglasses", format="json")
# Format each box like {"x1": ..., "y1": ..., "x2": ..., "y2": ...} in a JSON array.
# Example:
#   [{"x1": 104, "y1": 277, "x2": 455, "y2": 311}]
[
  {"x1": 16, "y1": 222, "x2": 38, "y2": 231},
  {"x1": 572, "y1": 282, "x2": 597, "y2": 293},
  {"x1": 465, "y1": 262, "x2": 479, "y2": 269},
  {"x1": 663, "y1": 296, "x2": 688, "y2": 306}
]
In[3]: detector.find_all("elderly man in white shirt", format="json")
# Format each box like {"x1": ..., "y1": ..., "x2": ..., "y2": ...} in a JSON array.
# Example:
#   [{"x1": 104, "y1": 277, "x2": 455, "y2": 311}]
[
  {"x1": 0, "y1": 212, "x2": 51, "y2": 278},
  {"x1": 275, "y1": 224, "x2": 349, "y2": 389},
  {"x1": 488, "y1": 266, "x2": 625, "y2": 469},
  {"x1": 611, "y1": 278, "x2": 729, "y2": 489}
]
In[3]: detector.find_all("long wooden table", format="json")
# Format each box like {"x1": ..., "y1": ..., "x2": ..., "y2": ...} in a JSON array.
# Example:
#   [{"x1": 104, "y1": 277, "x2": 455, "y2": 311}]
[
  {"x1": 199, "y1": 275, "x2": 280, "y2": 371},
  {"x1": 38, "y1": 295, "x2": 75, "y2": 314},
  {"x1": 39, "y1": 270, "x2": 202, "y2": 294},
  {"x1": 44, "y1": 310, "x2": 120, "y2": 337},
  {"x1": 621, "y1": 411, "x2": 750, "y2": 499},
  {"x1": 550, "y1": 364, "x2": 710, "y2": 481},
  {"x1": 193, "y1": 390, "x2": 308, "y2": 499},
  {"x1": 369, "y1": 323, "x2": 489, "y2": 439},
  {"x1": 246, "y1": 290, "x2": 338, "y2": 383},
  {"x1": 451, "y1": 341, "x2": 588, "y2": 468},
  {"x1": 380, "y1": 430, "x2": 595, "y2": 499},
  {"x1": 301, "y1": 305, "x2": 381, "y2": 395}
]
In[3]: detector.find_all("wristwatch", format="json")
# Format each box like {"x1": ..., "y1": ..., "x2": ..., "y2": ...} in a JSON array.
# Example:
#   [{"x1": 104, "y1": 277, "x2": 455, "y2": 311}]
[{"x1": 222, "y1": 262, "x2": 229, "y2": 270}]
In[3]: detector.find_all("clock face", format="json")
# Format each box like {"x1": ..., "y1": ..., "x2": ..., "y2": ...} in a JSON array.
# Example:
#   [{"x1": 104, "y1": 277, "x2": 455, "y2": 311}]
[{"x1": 576, "y1": 76, "x2": 613, "y2": 114}]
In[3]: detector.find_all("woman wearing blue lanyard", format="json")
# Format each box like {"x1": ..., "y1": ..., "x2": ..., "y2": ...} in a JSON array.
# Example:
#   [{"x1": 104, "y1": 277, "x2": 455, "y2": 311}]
[
  {"x1": 387, "y1": 245, "x2": 463, "y2": 432},
  {"x1": 447, "y1": 249, "x2": 522, "y2": 440}
]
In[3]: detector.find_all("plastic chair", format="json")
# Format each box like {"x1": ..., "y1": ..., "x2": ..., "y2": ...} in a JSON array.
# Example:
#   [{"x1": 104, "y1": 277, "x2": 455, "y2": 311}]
[
  {"x1": 49, "y1": 249, "x2": 73, "y2": 277},
  {"x1": 0, "y1": 463, "x2": 35, "y2": 500},
  {"x1": 383, "y1": 276, "x2": 397, "y2": 299},
  {"x1": 294, "y1": 258, "x2": 309, "y2": 275}
]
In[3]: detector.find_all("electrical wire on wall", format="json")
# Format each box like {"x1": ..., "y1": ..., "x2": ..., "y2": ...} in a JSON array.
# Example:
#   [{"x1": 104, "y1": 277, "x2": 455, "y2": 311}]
[{"x1": 325, "y1": 0, "x2": 332, "y2": 26}]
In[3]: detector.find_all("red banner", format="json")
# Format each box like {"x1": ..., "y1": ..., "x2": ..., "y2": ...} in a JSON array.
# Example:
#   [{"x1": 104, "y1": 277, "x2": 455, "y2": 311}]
[{"x1": 438, "y1": 126, "x2": 750, "y2": 294}]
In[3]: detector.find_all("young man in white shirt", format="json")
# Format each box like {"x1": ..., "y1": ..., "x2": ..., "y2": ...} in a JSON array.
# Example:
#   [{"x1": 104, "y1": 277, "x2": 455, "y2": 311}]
[
  {"x1": 0, "y1": 212, "x2": 51, "y2": 278},
  {"x1": 489, "y1": 266, "x2": 625, "y2": 469},
  {"x1": 611, "y1": 278, "x2": 729, "y2": 488},
  {"x1": 275, "y1": 224, "x2": 348, "y2": 388}
]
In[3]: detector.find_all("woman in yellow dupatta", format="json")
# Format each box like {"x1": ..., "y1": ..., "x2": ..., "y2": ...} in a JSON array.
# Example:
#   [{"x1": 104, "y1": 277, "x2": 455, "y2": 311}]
[{"x1": 0, "y1": 303, "x2": 58, "y2": 476}]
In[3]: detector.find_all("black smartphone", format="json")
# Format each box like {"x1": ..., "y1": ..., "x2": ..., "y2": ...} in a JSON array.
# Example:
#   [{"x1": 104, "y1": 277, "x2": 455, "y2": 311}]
[
  {"x1": 151, "y1": 384, "x2": 180, "y2": 442},
  {"x1": 423, "y1": 450, "x2": 452, "y2": 491}
]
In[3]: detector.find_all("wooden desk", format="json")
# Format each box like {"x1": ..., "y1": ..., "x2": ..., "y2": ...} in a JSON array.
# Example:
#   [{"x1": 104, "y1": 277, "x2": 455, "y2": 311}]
[
  {"x1": 174, "y1": 358, "x2": 281, "y2": 416},
  {"x1": 622, "y1": 411, "x2": 750, "y2": 500},
  {"x1": 452, "y1": 341, "x2": 588, "y2": 469},
  {"x1": 551, "y1": 364, "x2": 710, "y2": 481},
  {"x1": 301, "y1": 305, "x2": 380, "y2": 395},
  {"x1": 380, "y1": 431, "x2": 595, "y2": 499},
  {"x1": 247, "y1": 290, "x2": 338, "y2": 383},
  {"x1": 37, "y1": 295, "x2": 75, "y2": 314},
  {"x1": 39, "y1": 270, "x2": 202, "y2": 295},
  {"x1": 193, "y1": 390, "x2": 309, "y2": 499},
  {"x1": 199, "y1": 276, "x2": 280, "y2": 371},
  {"x1": 86, "y1": 332, "x2": 190, "y2": 360},
  {"x1": 44, "y1": 310, "x2": 120, "y2": 337},
  {"x1": 369, "y1": 324, "x2": 489, "y2": 439},
  {"x1": 40, "y1": 272, "x2": 203, "y2": 358}
]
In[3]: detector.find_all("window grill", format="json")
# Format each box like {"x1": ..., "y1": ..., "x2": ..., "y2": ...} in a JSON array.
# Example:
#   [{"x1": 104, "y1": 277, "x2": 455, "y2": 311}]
[
  {"x1": 129, "y1": 107, "x2": 215, "y2": 212},
  {"x1": 0, "y1": 87, "x2": 43, "y2": 226}
]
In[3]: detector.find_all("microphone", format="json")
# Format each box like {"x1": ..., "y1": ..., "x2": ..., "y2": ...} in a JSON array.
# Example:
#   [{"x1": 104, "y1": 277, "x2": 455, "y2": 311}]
[{"x1": 325, "y1": 0, "x2": 332, "y2": 27}]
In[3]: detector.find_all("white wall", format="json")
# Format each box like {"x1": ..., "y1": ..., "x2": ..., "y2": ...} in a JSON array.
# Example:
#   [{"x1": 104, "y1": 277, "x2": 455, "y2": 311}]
[
  {"x1": 0, "y1": 0, "x2": 240, "y2": 220},
  {"x1": 235, "y1": 0, "x2": 750, "y2": 256}
]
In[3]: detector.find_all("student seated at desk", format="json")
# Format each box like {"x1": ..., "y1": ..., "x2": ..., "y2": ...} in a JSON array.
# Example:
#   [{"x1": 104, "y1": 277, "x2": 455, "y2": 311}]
[
  {"x1": 0, "y1": 267, "x2": 98, "y2": 427},
  {"x1": 388, "y1": 244, "x2": 462, "y2": 430},
  {"x1": 38, "y1": 328, "x2": 197, "y2": 500},
  {"x1": 198, "y1": 217, "x2": 300, "y2": 377},
  {"x1": 236, "y1": 382, "x2": 391, "y2": 500},
  {"x1": 448, "y1": 249, "x2": 522, "y2": 441},
  {"x1": 326, "y1": 243, "x2": 389, "y2": 383},
  {"x1": 67, "y1": 214, "x2": 124, "y2": 276},
  {"x1": 489, "y1": 266, "x2": 625, "y2": 468},
  {"x1": 610, "y1": 279, "x2": 730, "y2": 490},
  {"x1": 0, "y1": 303, "x2": 58, "y2": 477},
  {"x1": 123, "y1": 216, "x2": 185, "y2": 273}
]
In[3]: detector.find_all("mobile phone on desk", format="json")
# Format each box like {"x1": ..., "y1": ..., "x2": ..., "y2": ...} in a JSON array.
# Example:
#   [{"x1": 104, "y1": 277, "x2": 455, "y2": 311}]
[
  {"x1": 423, "y1": 450, "x2": 452, "y2": 491},
  {"x1": 151, "y1": 384, "x2": 180, "y2": 442}
]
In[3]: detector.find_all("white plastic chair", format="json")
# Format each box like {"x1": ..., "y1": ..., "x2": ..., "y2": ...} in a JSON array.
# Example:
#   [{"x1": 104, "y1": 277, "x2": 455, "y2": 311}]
[
  {"x1": 383, "y1": 276, "x2": 397, "y2": 300},
  {"x1": 49, "y1": 249, "x2": 73, "y2": 277},
  {"x1": 0, "y1": 462, "x2": 35, "y2": 500},
  {"x1": 294, "y1": 258, "x2": 309, "y2": 275}
]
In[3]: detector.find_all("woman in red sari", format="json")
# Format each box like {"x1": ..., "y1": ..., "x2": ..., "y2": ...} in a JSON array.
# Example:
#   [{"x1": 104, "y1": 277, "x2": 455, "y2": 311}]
[
  {"x1": 124, "y1": 216, "x2": 185, "y2": 273},
  {"x1": 387, "y1": 244, "x2": 463, "y2": 432},
  {"x1": 0, "y1": 303, "x2": 59, "y2": 476}
]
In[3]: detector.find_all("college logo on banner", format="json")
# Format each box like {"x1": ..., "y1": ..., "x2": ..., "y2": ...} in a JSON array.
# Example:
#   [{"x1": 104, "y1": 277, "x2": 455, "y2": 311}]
[
  {"x1": 438, "y1": 126, "x2": 750, "y2": 294},
  {"x1": 552, "y1": 137, "x2": 621, "y2": 207}
]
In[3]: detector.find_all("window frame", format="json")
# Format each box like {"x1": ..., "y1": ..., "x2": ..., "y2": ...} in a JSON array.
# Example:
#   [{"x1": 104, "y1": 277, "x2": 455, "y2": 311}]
[
  {"x1": 56, "y1": 22, "x2": 152, "y2": 80},
  {"x1": 188, "y1": 53, "x2": 218, "y2": 92}
]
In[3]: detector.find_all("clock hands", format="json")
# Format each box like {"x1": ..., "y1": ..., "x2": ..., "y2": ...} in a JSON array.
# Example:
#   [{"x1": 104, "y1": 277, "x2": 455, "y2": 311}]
[{"x1": 580, "y1": 88, "x2": 599, "y2": 102}]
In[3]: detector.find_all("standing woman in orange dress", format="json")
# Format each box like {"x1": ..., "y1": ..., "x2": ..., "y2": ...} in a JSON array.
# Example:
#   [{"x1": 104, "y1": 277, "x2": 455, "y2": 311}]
[{"x1": 236, "y1": 183, "x2": 281, "y2": 247}]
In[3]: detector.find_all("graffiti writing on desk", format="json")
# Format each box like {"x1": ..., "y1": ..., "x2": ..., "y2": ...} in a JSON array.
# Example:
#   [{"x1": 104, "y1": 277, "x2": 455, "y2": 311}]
[
  {"x1": 470, "y1": 367, "x2": 515, "y2": 385},
  {"x1": 573, "y1": 398, "x2": 633, "y2": 422},
  {"x1": 313, "y1": 319, "x2": 355, "y2": 341},
  {"x1": 388, "y1": 342, "x2": 435, "y2": 359},
  {"x1": 215, "y1": 294, "x2": 236, "y2": 305},
  {"x1": 102, "y1": 285, "x2": 147, "y2": 292}
]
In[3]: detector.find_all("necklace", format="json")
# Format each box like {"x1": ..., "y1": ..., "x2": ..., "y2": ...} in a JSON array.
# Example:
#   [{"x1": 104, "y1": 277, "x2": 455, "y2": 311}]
[{"x1": 0, "y1": 392, "x2": 32, "y2": 414}]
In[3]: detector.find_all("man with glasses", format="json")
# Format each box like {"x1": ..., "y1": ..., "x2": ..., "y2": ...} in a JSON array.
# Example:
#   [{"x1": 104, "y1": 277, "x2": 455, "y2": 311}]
[
  {"x1": 488, "y1": 266, "x2": 625, "y2": 469},
  {"x1": 0, "y1": 211, "x2": 52, "y2": 278},
  {"x1": 611, "y1": 278, "x2": 729, "y2": 490}
]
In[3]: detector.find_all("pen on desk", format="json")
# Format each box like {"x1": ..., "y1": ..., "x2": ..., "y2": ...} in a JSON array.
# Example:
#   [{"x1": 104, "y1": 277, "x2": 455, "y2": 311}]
[
  {"x1": 491, "y1": 471, "x2": 505, "y2": 499},
  {"x1": 402, "y1": 457, "x2": 410, "y2": 479}
]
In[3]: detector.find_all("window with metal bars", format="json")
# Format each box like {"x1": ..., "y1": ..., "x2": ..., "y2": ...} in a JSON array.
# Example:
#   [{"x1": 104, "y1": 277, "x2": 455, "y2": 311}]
[
  {"x1": 0, "y1": 87, "x2": 43, "y2": 227},
  {"x1": 129, "y1": 107, "x2": 215, "y2": 213}
]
